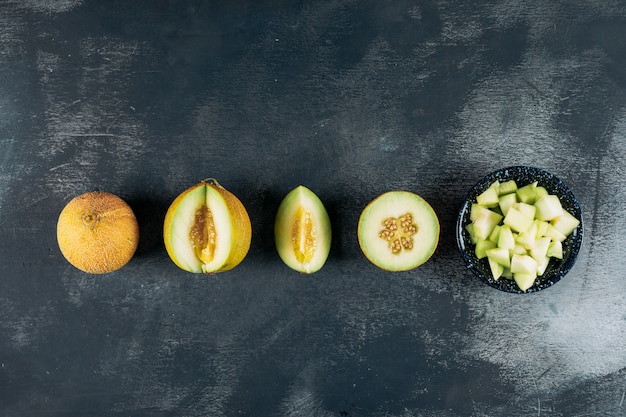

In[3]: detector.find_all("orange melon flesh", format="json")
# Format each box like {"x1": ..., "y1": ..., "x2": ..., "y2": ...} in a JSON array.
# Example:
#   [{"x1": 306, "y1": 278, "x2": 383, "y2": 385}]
[
  {"x1": 163, "y1": 180, "x2": 251, "y2": 273},
  {"x1": 274, "y1": 186, "x2": 331, "y2": 273}
]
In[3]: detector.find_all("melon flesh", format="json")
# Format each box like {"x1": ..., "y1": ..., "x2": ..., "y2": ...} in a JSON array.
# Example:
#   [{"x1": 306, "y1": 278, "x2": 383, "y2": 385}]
[
  {"x1": 466, "y1": 179, "x2": 580, "y2": 291},
  {"x1": 274, "y1": 186, "x2": 331, "y2": 274},
  {"x1": 359, "y1": 191, "x2": 439, "y2": 272},
  {"x1": 166, "y1": 185, "x2": 232, "y2": 273},
  {"x1": 163, "y1": 180, "x2": 252, "y2": 274}
]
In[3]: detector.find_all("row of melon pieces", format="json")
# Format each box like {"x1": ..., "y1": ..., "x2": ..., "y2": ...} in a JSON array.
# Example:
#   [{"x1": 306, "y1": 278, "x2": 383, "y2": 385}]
[
  {"x1": 57, "y1": 179, "x2": 440, "y2": 274},
  {"x1": 164, "y1": 180, "x2": 440, "y2": 274},
  {"x1": 466, "y1": 180, "x2": 580, "y2": 290}
]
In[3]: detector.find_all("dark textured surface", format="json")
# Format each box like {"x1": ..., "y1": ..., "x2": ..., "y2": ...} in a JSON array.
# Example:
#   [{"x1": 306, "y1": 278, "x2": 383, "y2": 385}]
[{"x1": 1, "y1": 1, "x2": 626, "y2": 416}]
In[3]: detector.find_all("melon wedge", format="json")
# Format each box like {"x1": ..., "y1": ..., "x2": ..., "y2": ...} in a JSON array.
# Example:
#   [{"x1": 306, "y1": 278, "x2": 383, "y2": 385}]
[{"x1": 274, "y1": 186, "x2": 331, "y2": 274}]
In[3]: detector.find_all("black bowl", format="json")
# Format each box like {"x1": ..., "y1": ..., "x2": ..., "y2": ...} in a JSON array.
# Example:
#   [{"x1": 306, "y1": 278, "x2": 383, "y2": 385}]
[{"x1": 456, "y1": 166, "x2": 583, "y2": 293}]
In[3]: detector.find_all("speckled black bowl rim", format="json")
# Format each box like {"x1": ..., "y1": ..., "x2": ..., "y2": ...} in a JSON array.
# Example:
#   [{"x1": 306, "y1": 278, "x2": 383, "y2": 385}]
[{"x1": 456, "y1": 166, "x2": 584, "y2": 294}]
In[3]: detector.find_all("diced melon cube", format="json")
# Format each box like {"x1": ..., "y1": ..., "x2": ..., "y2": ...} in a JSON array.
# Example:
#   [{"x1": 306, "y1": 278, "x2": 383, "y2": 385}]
[
  {"x1": 536, "y1": 256, "x2": 551, "y2": 276},
  {"x1": 497, "y1": 224, "x2": 515, "y2": 250},
  {"x1": 476, "y1": 182, "x2": 500, "y2": 207},
  {"x1": 513, "y1": 202, "x2": 536, "y2": 219},
  {"x1": 533, "y1": 219, "x2": 548, "y2": 238},
  {"x1": 475, "y1": 239, "x2": 496, "y2": 259},
  {"x1": 488, "y1": 258, "x2": 504, "y2": 280},
  {"x1": 516, "y1": 181, "x2": 539, "y2": 204},
  {"x1": 510, "y1": 254, "x2": 538, "y2": 275},
  {"x1": 547, "y1": 240, "x2": 563, "y2": 259},
  {"x1": 516, "y1": 223, "x2": 538, "y2": 250},
  {"x1": 468, "y1": 180, "x2": 578, "y2": 286},
  {"x1": 486, "y1": 247, "x2": 511, "y2": 268},
  {"x1": 488, "y1": 224, "x2": 501, "y2": 243},
  {"x1": 501, "y1": 267, "x2": 513, "y2": 279},
  {"x1": 530, "y1": 236, "x2": 552, "y2": 263},
  {"x1": 514, "y1": 272, "x2": 537, "y2": 291},
  {"x1": 498, "y1": 180, "x2": 518, "y2": 195},
  {"x1": 472, "y1": 206, "x2": 504, "y2": 240},
  {"x1": 550, "y1": 210, "x2": 580, "y2": 236},
  {"x1": 504, "y1": 206, "x2": 534, "y2": 233},
  {"x1": 535, "y1": 186, "x2": 549, "y2": 199},
  {"x1": 543, "y1": 223, "x2": 567, "y2": 242},
  {"x1": 470, "y1": 203, "x2": 483, "y2": 222},
  {"x1": 498, "y1": 192, "x2": 518, "y2": 216},
  {"x1": 465, "y1": 223, "x2": 479, "y2": 244},
  {"x1": 512, "y1": 244, "x2": 528, "y2": 255},
  {"x1": 534, "y1": 194, "x2": 563, "y2": 221}
]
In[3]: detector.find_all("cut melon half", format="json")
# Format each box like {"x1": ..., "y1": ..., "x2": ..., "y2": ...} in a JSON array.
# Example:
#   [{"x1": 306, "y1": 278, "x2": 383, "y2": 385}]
[
  {"x1": 358, "y1": 191, "x2": 439, "y2": 272},
  {"x1": 163, "y1": 179, "x2": 251, "y2": 273}
]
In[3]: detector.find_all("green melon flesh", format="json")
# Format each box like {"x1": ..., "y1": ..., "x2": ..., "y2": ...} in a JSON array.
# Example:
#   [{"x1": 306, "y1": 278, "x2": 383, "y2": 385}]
[
  {"x1": 274, "y1": 186, "x2": 331, "y2": 274},
  {"x1": 358, "y1": 191, "x2": 439, "y2": 272},
  {"x1": 165, "y1": 184, "x2": 232, "y2": 273},
  {"x1": 466, "y1": 179, "x2": 580, "y2": 291}
]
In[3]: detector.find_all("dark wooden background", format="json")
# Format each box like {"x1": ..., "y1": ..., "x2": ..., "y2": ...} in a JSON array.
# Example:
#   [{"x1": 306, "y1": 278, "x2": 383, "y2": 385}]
[{"x1": 1, "y1": 1, "x2": 625, "y2": 416}]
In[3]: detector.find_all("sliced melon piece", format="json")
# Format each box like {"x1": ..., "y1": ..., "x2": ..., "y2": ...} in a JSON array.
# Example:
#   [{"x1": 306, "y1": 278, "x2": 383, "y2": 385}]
[
  {"x1": 530, "y1": 236, "x2": 552, "y2": 263},
  {"x1": 514, "y1": 272, "x2": 537, "y2": 291},
  {"x1": 465, "y1": 223, "x2": 479, "y2": 244},
  {"x1": 535, "y1": 186, "x2": 549, "y2": 200},
  {"x1": 516, "y1": 222, "x2": 538, "y2": 250},
  {"x1": 274, "y1": 186, "x2": 331, "y2": 274},
  {"x1": 547, "y1": 240, "x2": 563, "y2": 259},
  {"x1": 516, "y1": 181, "x2": 539, "y2": 204},
  {"x1": 475, "y1": 239, "x2": 496, "y2": 259},
  {"x1": 358, "y1": 191, "x2": 439, "y2": 272},
  {"x1": 536, "y1": 256, "x2": 551, "y2": 276},
  {"x1": 513, "y1": 202, "x2": 537, "y2": 220},
  {"x1": 551, "y1": 210, "x2": 581, "y2": 236},
  {"x1": 488, "y1": 258, "x2": 504, "y2": 280},
  {"x1": 486, "y1": 247, "x2": 511, "y2": 268},
  {"x1": 512, "y1": 244, "x2": 528, "y2": 256},
  {"x1": 543, "y1": 223, "x2": 567, "y2": 242},
  {"x1": 510, "y1": 254, "x2": 538, "y2": 275},
  {"x1": 503, "y1": 206, "x2": 533, "y2": 234},
  {"x1": 488, "y1": 224, "x2": 501, "y2": 243},
  {"x1": 476, "y1": 182, "x2": 500, "y2": 208},
  {"x1": 497, "y1": 224, "x2": 516, "y2": 250},
  {"x1": 498, "y1": 192, "x2": 518, "y2": 216},
  {"x1": 498, "y1": 180, "x2": 518, "y2": 195},
  {"x1": 534, "y1": 219, "x2": 548, "y2": 238},
  {"x1": 534, "y1": 194, "x2": 563, "y2": 221},
  {"x1": 471, "y1": 205, "x2": 503, "y2": 240},
  {"x1": 501, "y1": 267, "x2": 513, "y2": 279}
]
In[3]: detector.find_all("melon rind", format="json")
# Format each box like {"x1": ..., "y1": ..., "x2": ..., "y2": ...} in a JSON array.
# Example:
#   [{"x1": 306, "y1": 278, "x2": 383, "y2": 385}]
[{"x1": 57, "y1": 192, "x2": 139, "y2": 274}]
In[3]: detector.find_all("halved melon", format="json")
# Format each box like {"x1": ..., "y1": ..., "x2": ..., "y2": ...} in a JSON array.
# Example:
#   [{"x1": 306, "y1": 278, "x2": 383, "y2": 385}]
[
  {"x1": 163, "y1": 179, "x2": 251, "y2": 273},
  {"x1": 274, "y1": 185, "x2": 331, "y2": 274},
  {"x1": 358, "y1": 191, "x2": 439, "y2": 271}
]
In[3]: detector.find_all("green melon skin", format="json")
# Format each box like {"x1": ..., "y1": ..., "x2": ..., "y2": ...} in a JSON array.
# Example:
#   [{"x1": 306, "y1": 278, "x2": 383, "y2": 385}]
[
  {"x1": 274, "y1": 186, "x2": 332, "y2": 274},
  {"x1": 358, "y1": 191, "x2": 440, "y2": 272}
]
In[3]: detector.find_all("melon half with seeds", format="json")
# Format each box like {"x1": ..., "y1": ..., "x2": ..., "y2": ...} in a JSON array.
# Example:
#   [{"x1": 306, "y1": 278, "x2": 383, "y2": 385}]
[
  {"x1": 274, "y1": 185, "x2": 331, "y2": 274},
  {"x1": 57, "y1": 191, "x2": 139, "y2": 274},
  {"x1": 358, "y1": 191, "x2": 439, "y2": 272},
  {"x1": 163, "y1": 179, "x2": 251, "y2": 273}
]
